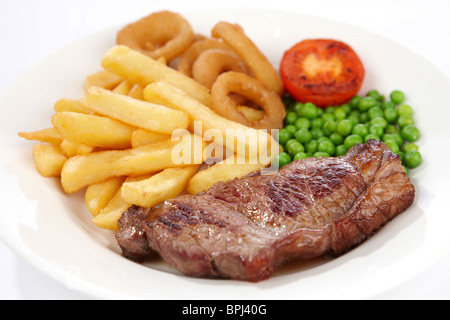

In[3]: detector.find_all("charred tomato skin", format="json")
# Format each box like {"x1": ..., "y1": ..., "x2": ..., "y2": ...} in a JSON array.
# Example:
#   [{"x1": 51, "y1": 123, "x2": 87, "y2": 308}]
[{"x1": 280, "y1": 39, "x2": 365, "y2": 107}]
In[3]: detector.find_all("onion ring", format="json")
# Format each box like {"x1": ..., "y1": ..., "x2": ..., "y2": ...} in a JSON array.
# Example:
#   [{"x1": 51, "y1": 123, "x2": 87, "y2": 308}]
[
  {"x1": 191, "y1": 49, "x2": 250, "y2": 89},
  {"x1": 116, "y1": 11, "x2": 194, "y2": 61},
  {"x1": 177, "y1": 38, "x2": 234, "y2": 77},
  {"x1": 211, "y1": 21, "x2": 284, "y2": 96},
  {"x1": 211, "y1": 71, "x2": 286, "y2": 131}
]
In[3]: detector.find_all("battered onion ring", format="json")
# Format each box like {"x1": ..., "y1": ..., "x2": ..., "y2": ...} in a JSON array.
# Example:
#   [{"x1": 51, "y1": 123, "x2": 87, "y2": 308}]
[
  {"x1": 211, "y1": 71, "x2": 286, "y2": 131},
  {"x1": 177, "y1": 38, "x2": 235, "y2": 77},
  {"x1": 116, "y1": 11, "x2": 195, "y2": 61},
  {"x1": 211, "y1": 22, "x2": 284, "y2": 96},
  {"x1": 191, "y1": 49, "x2": 250, "y2": 89}
]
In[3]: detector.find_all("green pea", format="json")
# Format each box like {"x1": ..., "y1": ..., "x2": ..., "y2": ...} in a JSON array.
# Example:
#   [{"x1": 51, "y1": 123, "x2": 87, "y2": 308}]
[
  {"x1": 321, "y1": 113, "x2": 335, "y2": 122},
  {"x1": 368, "y1": 106, "x2": 384, "y2": 120},
  {"x1": 305, "y1": 140, "x2": 318, "y2": 154},
  {"x1": 402, "y1": 143, "x2": 419, "y2": 153},
  {"x1": 344, "y1": 134, "x2": 363, "y2": 150},
  {"x1": 403, "y1": 150, "x2": 422, "y2": 168},
  {"x1": 318, "y1": 140, "x2": 336, "y2": 156},
  {"x1": 293, "y1": 152, "x2": 309, "y2": 160},
  {"x1": 359, "y1": 112, "x2": 370, "y2": 124},
  {"x1": 333, "y1": 107, "x2": 347, "y2": 121},
  {"x1": 317, "y1": 136, "x2": 332, "y2": 144},
  {"x1": 390, "y1": 90, "x2": 405, "y2": 104},
  {"x1": 352, "y1": 123, "x2": 369, "y2": 138},
  {"x1": 285, "y1": 139, "x2": 305, "y2": 157},
  {"x1": 295, "y1": 117, "x2": 310, "y2": 130},
  {"x1": 335, "y1": 144, "x2": 348, "y2": 156},
  {"x1": 302, "y1": 102, "x2": 319, "y2": 119},
  {"x1": 314, "y1": 151, "x2": 330, "y2": 158},
  {"x1": 401, "y1": 124, "x2": 420, "y2": 142},
  {"x1": 285, "y1": 111, "x2": 298, "y2": 125},
  {"x1": 397, "y1": 104, "x2": 413, "y2": 116},
  {"x1": 369, "y1": 124, "x2": 384, "y2": 137},
  {"x1": 382, "y1": 101, "x2": 396, "y2": 109},
  {"x1": 311, "y1": 117, "x2": 324, "y2": 129},
  {"x1": 364, "y1": 133, "x2": 380, "y2": 142},
  {"x1": 385, "y1": 133, "x2": 404, "y2": 146},
  {"x1": 337, "y1": 119, "x2": 354, "y2": 136},
  {"x1": 403, "y1": 165, "x2": 408, "y2": 175},
  {"x1": 367, "y1": 89, "x2": 383, "y2": 102},
  {"x1": 370, "y1": 117, "x2": 388, "y2": 129},
  {"x1": 311, "y1": 127, "x2": 325, "y2": 140},
  {"x1": 293, "y1": 102, "x2": 304, "y2": 115},
  {"x1": 385, "y1": 140, "x2": 400, "y2": 154},
  {"x1": 329, "y1": 132, "x2": 344, "y2": 145},
  {"x1": 295, "y1": 128, "x2": 312, "y2": 144},
  {"x1": 350, "y1": 95, "x2": 362, "y2": 109},
  {"x1": 276, "y1": 128, "x2": 292, "y2": 145},
  {"x1": 385, "y1": 124, "x2": 400, "y2": 134},
  {"x1": 284, "y1": 124, "x2": 297, "y2": 135},
  {"x1": 397, "y1": 115, "x2": 414, "y2": 128},
  {"x1": 323, "y1": 120, "x2": 337, "y2": 136},
  {"x1": 384, "y1": 108, "x2": 398, "y2": 123},
  {"x1": 358, "y1": 96, "x2": 379, "y2": 111},
  {"x1": 273, "y1": 152, "x2": 291, "y2": 168}
]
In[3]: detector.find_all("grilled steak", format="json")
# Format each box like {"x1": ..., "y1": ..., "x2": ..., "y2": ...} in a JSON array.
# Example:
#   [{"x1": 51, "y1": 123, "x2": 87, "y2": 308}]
[{"x1": 116, "y1": 140, "x2": 415, "y2": 281}]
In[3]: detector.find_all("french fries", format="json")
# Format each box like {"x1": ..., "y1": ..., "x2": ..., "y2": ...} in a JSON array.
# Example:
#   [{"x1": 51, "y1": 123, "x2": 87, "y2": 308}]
[
  {"x1": 19, "y1": 18, "x2": 281, "y2": 233},
  {"x1": 60, "y1": 134, "x2": 206, "y2": 193},
  {"x1": 143, "y1": 81, "x2": 280, "y2": 163},
  {"x1": 32, "y1": 144, "x2": 68, "y2": 177},
  {"x1": 85, "y1": 176, "x2": 126, "y2": 216},
  {"x1": 84, "y1": 69, "x2": 123, "y2": 92},
  {"x1": 18, "y1": 128, "x2": 63, "y2": 145},
  {"x1": 52, "y1": 111, "x2": 135, "y2": 149},
  {"x1": 81, "y1": 86, "x2": 191, "y2": 134},
  {"x1": 101, "y1": 45, "x2": 212, "y2": 107},
  {"x1": 187, "y1": 154, "x2": 267, "y2": 194},
  {"x1": 92, "y1": 186, "x2": 131, "y2": 231},
  {"x1": 121, "y1": 165, "x2": 200, "y2": 207},
  {"x1": 53, "y1": 98, "x2": 91, "y2": 114}
]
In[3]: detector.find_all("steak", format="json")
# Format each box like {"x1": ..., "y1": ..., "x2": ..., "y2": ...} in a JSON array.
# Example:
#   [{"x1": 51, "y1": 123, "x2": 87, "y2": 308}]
[{"x1": 116, "y1": 140, "x2": 415, "y2": 282}]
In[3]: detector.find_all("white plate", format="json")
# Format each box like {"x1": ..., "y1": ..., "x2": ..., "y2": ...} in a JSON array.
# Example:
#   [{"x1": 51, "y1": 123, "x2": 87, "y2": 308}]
[{"x1": 1, "y1": 8, "x2": 450, "y2": 300}]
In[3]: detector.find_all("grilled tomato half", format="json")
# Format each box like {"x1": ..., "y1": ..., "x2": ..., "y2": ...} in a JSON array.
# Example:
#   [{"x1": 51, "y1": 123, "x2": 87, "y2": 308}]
[{"x1": 280, "y1": 39, "x2": 365, "y2": 107}]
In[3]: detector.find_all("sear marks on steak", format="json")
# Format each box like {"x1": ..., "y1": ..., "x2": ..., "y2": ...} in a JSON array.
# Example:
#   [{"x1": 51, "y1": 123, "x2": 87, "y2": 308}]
[{"x1": 115, "y1": 140, "x2": 415, "y2": 282}]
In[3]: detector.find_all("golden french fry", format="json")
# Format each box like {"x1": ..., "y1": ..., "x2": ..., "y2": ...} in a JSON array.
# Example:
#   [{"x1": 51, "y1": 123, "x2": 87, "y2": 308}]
[
  {"x1": 143, "y1": 81, "x2": 280, "y2": 163},
  {"x1": 121, "y1": 165, "x2": 200, "y2": 207},
  {"x1": 18, "y1": 127, "x2": 63, "y2": 145},
  {"x1": 84, "y1": 70, "x2": 123, "y2": 92},
  {"x1": 187, "y1": 154, "x2": 267, "y2": 194},
  {"x1": 101, "y1": 45, "x2": 211, "y2": 107},
  {"x1": 236, "y1": 105, "x2": 264, "y2": 122},
  {"x1": 92, "y1": 187, "x2": 131, "y2": 231},
  {"x1": 81, "y1": 86, "x2": 190, "y2": 134},
  {"x1": 53, "y1": 98, "x2": 91, "y2": 114},
  {"x1": 128, "y1": 84, "x2": 144, "y2": 100},
  {"x1": 60, "y1": 134, "x2": 206, "y2": 193},
  {"x1": 52, "y1": 111, "x2": 135, "y2": 149},
  {"x1": 85, "y1": 176, "x2": 126, "y2": 216},
  {"x1": 32, "y1": 144, "x2": 68, "y2": 177},
  {"x1": 113, "y1": 79, "x2": 135, "y2": 95},
  {"x1": 59, "y1": 139, "x2": 95, "y2": 157},
  {"x1": 131, "y1": 129, "x2": 171, "y2": 147}
]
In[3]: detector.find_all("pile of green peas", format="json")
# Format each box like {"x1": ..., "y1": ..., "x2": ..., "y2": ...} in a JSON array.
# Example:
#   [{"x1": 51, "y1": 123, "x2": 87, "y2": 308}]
[{"x1": 274, "y1": 89, "x2": 422, "y2": 173}]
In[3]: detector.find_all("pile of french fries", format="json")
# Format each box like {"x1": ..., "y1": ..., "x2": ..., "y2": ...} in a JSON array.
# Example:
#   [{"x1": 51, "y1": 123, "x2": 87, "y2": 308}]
[{"x1": 19, "y1": 44, "x2": 280, "y2": 231}]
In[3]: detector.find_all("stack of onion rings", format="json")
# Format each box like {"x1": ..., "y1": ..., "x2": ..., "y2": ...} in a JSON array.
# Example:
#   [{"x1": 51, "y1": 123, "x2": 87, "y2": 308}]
[
  {"x1": 177, "y1": 38, "x2": 235, "y2": 77},
  {"x1": 192, "y1": 49, "x2": 251, "y2": 89},
  {"x1": 211, "y1": 21, "x2": 284, "y2": 96},
  {"x1": 116, "y1": 11, "x2": 286, "y2": 132},
  {"x1": 116, "y1": 11, "x2": 195, "y2": 62},
  {"x1": 211, "y1": 72, "x2": 286, "y2": 131}
]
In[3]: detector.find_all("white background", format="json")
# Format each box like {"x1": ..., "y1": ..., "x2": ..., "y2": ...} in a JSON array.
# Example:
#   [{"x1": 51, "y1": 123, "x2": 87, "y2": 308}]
[{"x1": 1, "y1": 0, "x2": 449, "y2": 299}]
